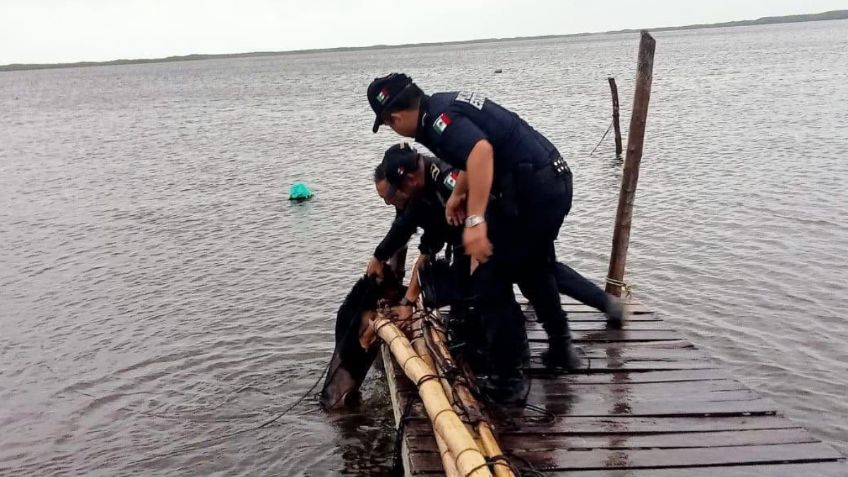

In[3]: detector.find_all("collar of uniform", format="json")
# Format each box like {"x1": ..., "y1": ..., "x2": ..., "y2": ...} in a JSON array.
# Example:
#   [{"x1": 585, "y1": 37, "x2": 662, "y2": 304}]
[{"x1": 415, "y1": 94, "x2": 431, "y2": 142}]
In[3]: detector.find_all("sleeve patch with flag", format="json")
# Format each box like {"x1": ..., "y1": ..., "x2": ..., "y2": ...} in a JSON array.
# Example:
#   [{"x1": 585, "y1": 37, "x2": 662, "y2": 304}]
[
  {"x1": 443, "y1": 170, "x2": 458, "y2": 190},
  {"x1": 433, "y1": 113, "x2": 451, "y2": 134}
]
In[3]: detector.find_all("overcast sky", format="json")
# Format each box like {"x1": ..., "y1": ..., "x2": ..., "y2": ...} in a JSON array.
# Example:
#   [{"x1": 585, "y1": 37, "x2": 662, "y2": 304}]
[{"x1": 2, "y1": 0, "x2": 846, "y2": 64}]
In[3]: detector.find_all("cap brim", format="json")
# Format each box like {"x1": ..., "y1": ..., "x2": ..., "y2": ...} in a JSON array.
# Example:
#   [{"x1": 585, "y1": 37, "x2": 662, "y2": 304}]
[{"x1": 372, "y1": 116, "x2": 382, "y2": 133}]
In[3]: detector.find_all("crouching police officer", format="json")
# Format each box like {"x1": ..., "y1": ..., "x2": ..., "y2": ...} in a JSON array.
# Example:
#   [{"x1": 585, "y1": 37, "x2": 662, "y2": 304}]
[
  {"x1": 366, "y1": 143, "x2": 466, "y2": 317},
  {"x1": 367, "y1": 73, "x2": 583, "y2": 403}
]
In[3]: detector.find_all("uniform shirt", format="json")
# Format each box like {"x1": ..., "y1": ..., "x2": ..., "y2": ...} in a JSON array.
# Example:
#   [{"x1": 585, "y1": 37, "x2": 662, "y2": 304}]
[
  {"x1": 414, "y1": 92, "x2": 560, "y2": 177},
  {"x1": 373, "y1": 155, "x2": 462, "y2": 261}
]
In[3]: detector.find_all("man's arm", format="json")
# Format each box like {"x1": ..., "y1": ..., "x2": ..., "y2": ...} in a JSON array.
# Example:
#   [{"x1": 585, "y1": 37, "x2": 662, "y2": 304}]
[
  {"x1": 369, "y1": 209, "x2": 417, "y2": 276},
  {"x1": 465, "y1": 140, "x2": 493, "y2": 219},
  {"x1": 463, "y1": 140, "x2": 494, "y2": 262}
]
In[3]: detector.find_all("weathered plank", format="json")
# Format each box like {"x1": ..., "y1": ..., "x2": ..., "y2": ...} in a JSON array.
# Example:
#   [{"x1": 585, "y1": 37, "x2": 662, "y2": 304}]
[
  {"x1": 409, "y1": 442, "x2": 844, "y2": 473},
  {"x1": 529, "y1": 329, "x2": 684, "y2": 342},
  {"x1": 403, "y1": 415, "x2": 809, "y2": 437},
  {"x1": 407, "y1": 428, "x2": 820, "y2": 452},
  {"x1": 547, "y1": 462, "x2": 848, "y2": 476}
]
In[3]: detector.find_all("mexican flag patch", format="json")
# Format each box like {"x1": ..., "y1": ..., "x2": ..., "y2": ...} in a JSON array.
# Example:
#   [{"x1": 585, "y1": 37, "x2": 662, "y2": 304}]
[
  {"x1": 376, "y1": 88, "x2": 389, "y2": 104},
  {"x1": 433, "y1": 113, "x2": 451, "y2": 134},
  {"x1": 444, "y1": 170, "x2": 458, "y2": 190}
]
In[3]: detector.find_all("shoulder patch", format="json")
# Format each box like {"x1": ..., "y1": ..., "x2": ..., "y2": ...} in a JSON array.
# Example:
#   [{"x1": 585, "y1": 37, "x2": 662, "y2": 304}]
[
  {"x1": 455, "y1": 91, "x2": 486, "y2": 110},
  {"x1": 433, "y1": 113, "x2": 451, "y2": 135},
  {"x1": 443, "y1": 170, "x2": 459, "y2": 190}
]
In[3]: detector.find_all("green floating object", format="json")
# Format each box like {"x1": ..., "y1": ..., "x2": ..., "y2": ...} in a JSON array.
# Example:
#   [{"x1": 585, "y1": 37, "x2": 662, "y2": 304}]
[{"x1": 289, "y1": 182, "x2": 314, "y2": 202}]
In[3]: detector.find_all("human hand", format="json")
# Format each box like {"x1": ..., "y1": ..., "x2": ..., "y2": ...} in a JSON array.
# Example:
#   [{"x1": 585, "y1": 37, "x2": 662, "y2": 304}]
[
  {"x1": 445, "y1": 193, "x2": 467, "y2": 226},
  {"x1": 463, "y1": 223, "x2": 492, "y2": 263}
]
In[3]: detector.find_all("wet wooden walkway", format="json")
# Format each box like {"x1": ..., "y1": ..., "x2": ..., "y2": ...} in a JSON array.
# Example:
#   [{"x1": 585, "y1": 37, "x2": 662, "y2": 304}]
[{"x1": 382, "y1": 300, "x2": 846, "y2": 476}]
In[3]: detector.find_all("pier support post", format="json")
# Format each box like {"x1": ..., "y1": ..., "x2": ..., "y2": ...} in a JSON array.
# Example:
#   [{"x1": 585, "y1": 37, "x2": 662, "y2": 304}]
[
  {"x1": 608, "y1": 77, "x2": 623, "y2": 156},
  {"x1": 606, "y1": 31, "x2": 656, "y2": 297}
]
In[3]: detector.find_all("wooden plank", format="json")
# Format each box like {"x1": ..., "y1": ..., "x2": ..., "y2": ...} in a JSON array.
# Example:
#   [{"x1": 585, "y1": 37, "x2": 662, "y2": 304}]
[
  {"x1": 409, "y1": 442, "x2": 844, "y2": 473},
  {"x1": 521, "y1": 379, "x2": 749, "y2": 400},
  {"x1": 393, "y1": 370, "x2": 735, "y2": 394},
  {"x1": 401, "y1": 383, "x2": 761, "y2": 410},
  {"x1": 529, "y1": 329, "x2": 683, "y2": 342},
  {"x1": 526, "y1": 321, "x2": 672, "y2": 331},
  {"x1": 404, "y1": 415, "x2": 808, "y2": 437},
  {"x1": 529, "y1": 340, "x2": 697, "y2": 351},
  {"x1": 402, "y1": 394, "x2": 779, "y2": 419},
  {"x1": 529, "y1": 345, "x2": 708, "y2": 361},
  {"x1": 547, "y1": 462, "x2": 848, "y2": 476},
  {"x1": 407, "y1": 428, "x2": 820, "y2": 452},
  {"x1": 381, "y1": 345, "x2": 415, "y2": 477},
  {"x1": 518, "y1": 302, "x2": 655, "y2": 315},
  {"x1": 528, "y1": 358, "x2": 720, "y2": 373}
]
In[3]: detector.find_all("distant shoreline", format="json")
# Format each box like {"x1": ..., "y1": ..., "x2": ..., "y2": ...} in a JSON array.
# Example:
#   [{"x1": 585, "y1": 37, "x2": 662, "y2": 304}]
[{"x1": 2, "y1": 9, "x2": 846, "y2": 72}]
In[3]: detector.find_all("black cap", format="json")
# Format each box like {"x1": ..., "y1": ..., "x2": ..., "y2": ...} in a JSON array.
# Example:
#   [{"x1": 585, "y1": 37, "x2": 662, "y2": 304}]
[
  {"x1": 382, "y1": 143, "x2": 419, "y2": 186},
  {"x1": 367, "y1": 73, "x2": 414, "y2": 133}
]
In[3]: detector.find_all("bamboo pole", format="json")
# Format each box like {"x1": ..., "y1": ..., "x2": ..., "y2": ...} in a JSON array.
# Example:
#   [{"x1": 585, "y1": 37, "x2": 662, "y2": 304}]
[
  {"x1": 411, "y1": 319, "x2": 462, "y2": 477},
  {"x1": 608, "y1": 77, "x2": 623, "y2": 156},
  {"x1": 374, "y1": 314, "x2": 492, "y2": 477},
  {"x1": 435, "y1": 432, "x2": 461, "y2": 477},
  {"x1": 425, "y1": 321, "x2": 514, "y2": 477},
  {"x1": 606, "y1": 31, "x2": 656, "y2": 297}
]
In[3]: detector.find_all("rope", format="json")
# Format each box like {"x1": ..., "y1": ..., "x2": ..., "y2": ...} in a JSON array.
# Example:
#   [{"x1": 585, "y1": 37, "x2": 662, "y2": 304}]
[
  {"x1": 589, "y1": 118, "x2": 614, "y2": 156},
  {"x1": 605, "y1": 276, "x2": 634, "y2": 300}
]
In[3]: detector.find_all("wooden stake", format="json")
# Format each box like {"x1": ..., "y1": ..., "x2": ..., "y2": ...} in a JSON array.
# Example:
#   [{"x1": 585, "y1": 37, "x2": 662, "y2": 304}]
[
  {"x1": 606, "y1": 31, "x2": 656, "y2": 297},
  {"x1": 608, "y1": 77, "x2": 623, "y2": 156},
  {"x1": 373, "y1": 314, "x2": 492, "y2": 477}
]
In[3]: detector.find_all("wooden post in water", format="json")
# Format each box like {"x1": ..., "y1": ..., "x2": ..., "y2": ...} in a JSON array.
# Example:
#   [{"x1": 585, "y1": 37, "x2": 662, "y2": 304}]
[
  {"x1": 608, "y1": 77, "x2": 623, "y2": 156},
  {"x1": 606, "y1": 31, "x2": 656, "y2": 297}
]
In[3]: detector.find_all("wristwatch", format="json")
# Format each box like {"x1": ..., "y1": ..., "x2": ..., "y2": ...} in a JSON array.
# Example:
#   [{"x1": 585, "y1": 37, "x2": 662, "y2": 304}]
[
  {"x1": 399, "y1": 297, "x2": 414, "y2": 307},
  {"x1": 464, "y1": 214, "x2": 485, "y2": 228}
]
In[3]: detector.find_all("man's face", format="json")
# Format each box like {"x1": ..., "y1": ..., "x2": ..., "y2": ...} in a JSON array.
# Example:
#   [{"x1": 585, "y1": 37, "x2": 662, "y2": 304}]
[
  {"x1": 375, "y1": 179, "x2": 410, "y2": 209},
  {"x1": 384, "y1": 109, "x2": 418, "y2": 137}
]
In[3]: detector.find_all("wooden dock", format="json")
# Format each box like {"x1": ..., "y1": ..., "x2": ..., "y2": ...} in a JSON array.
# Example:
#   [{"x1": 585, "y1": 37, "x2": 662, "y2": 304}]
[{"x1": 381, "y1": 300, "x2": 846, "y2": 476}]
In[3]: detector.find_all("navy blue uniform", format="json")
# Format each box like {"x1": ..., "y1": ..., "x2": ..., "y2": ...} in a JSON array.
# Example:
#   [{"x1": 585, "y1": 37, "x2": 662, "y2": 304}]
[
  {"x1": 374, "y1": 155, "x2": 463, "y2": 261},
  {"x1": 413, "y1": 92, "x2": 575, "y2": 376}
]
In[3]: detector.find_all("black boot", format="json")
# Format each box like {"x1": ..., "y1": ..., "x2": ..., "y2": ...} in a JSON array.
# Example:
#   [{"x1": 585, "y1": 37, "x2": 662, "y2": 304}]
[
  {"x1": 541, "y1": 315, "x2": 585, "y2": 372},
  {"x1": 605, "y1": 295, "x2": 625, "y2": 329},
  {"x1": 541, "y1": 335, "x2": 585, "y2": 372},
  {"x1": 479, "y1": 313, "x2": 530, "y2": 405},
  {"x1": 478, "y1": 368, "x2": 529, "y2": 406}
]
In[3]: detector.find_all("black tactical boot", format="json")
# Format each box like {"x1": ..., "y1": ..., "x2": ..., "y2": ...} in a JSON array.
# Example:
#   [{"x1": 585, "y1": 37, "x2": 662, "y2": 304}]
[
  {"x1": 541, "y1": 335, "x2": 585, "y2": 371},
  {"x1": 605, "y1": 295, "x2": 625, "y2": 329},
  {"x1": 478, "y1": 368, "x2": 529, "y2": 406}
]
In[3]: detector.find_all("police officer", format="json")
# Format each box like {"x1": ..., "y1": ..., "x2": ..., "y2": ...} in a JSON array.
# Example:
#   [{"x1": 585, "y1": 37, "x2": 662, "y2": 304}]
[
  {"x1": 367, "y1": 74, "x2": 584, "y2": 403},
  {"x1": 366, "y1": 143, "x2": 465, "y2": 320}
]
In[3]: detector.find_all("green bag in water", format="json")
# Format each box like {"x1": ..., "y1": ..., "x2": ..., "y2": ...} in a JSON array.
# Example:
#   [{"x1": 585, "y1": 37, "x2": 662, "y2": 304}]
[{"x1": 289, "y1": 182, "x2": 313, "y2": 202}]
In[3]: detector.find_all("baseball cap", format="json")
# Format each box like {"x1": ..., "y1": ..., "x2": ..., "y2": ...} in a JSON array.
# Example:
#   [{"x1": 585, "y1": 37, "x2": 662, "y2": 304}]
[
  {"x1": 381, "y1": 143, "x2": 419, "y2": 198},
  {"x1": 367, "y1": 73, "x2": 415, "y2": 133}
]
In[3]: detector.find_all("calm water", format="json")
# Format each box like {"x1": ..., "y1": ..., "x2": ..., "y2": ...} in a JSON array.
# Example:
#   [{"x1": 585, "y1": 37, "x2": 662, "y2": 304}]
[{"x1": 1, "y1": 19, "x2": 847, "y2": 476}]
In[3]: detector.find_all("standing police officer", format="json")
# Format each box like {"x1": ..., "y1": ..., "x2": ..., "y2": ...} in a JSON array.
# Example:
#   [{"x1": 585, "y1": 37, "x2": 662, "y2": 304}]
[{"x1": 367, "y1": 74, "x2": 583, "y2": 403}]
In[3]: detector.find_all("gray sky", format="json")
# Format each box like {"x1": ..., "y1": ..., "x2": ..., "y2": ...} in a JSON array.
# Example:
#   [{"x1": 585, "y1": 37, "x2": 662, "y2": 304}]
[{"x1": 2, "y1": 0, "x2": 846, "y2": 64}]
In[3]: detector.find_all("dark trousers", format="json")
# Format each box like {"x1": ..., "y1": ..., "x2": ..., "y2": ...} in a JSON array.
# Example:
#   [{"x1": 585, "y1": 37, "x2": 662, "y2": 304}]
[
  {"x1": 471, "y1": 165, "x2": 573, "y2": 373},
  {"x1": 554, "y1": 261, "x2": 609, "y2": 314}
]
